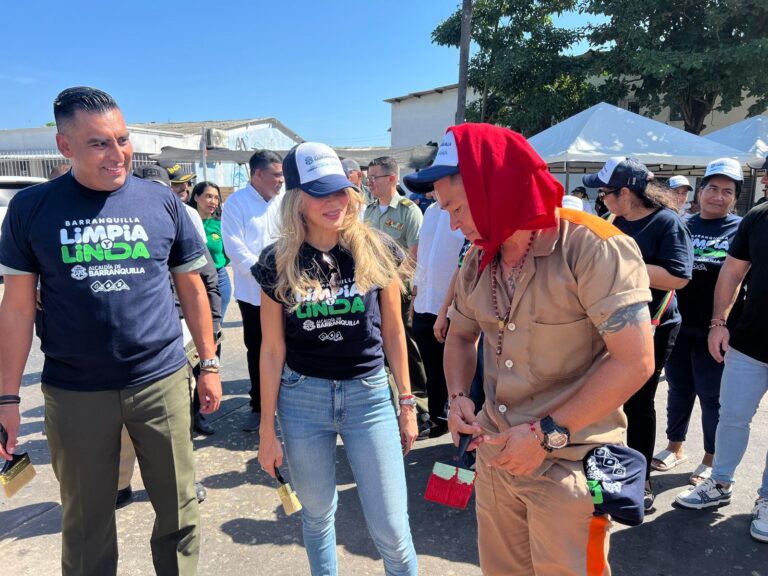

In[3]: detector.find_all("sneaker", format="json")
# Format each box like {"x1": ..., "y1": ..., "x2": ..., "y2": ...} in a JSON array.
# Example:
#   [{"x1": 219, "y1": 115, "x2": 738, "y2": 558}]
[
  {"x1": 644, "y1": 482, "x2": 655, "y2": 512},
  {"x1": 195, "y1": 482, "x2": 207, "y2": 504},
  {"x1": 750, "y1": 497, "x2": 768, "y2": 543},
  {"x1": 675, "y1": 477, "x2": 732, "y2": 509},
  {"x1": 242, "y1": 411, "x2": 261, "y2": 432}
]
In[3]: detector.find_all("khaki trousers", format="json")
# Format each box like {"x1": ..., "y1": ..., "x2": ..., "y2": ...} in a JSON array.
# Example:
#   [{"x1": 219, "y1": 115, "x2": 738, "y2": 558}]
[
  {"x1": 475, "y1": 443, "x2": 612, "y2": 576},
  {"x1": 43, "y1": 367, "x2": 199, "y2": 576}
]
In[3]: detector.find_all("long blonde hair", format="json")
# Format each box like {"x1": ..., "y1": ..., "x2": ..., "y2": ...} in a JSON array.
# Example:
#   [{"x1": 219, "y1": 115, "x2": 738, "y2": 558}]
[{"x1": 272, "y1": 187, "x2": 405, "y2": 308}]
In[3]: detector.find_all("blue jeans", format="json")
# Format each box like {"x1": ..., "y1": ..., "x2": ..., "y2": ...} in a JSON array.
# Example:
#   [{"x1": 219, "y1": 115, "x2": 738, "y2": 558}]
[
  {"x1": 711, "y1": 347, "x2": 768, "y2": 498},
  {"x1": 664, "y1": 326, "x2": 722, "y2": 454},
  {"x1": 217, "y1": 266, "x2": 232, "y2": 321},
  {"x1": 277, "y1": 366, "x2": 418, "y2": 576}
]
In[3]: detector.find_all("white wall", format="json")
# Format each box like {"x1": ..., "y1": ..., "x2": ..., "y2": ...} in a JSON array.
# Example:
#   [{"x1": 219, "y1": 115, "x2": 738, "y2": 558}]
[
  {"x1": 0, "y1": 126, "x2": 192, "y2": 154},
  {"x1": 626, "y1": 96, "x2": 760, "y2": 135},
  {"x1": 390, "y1": 88, "x2": 479, "y2": 148}
]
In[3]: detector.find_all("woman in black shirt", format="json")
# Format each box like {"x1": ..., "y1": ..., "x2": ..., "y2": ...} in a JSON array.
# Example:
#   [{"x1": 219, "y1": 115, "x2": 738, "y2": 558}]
[
  {"x1": 253, "y1": 142, "x2": 418, "y2": 576},
  {"x1": 584, "y1": 158, "x2": 693, "y2": 511}
]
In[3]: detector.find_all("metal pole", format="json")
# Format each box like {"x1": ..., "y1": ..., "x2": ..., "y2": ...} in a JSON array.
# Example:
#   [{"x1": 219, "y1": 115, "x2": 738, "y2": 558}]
[{"x1": 201, "y1": 127, "x2": 208, "y2": 181}]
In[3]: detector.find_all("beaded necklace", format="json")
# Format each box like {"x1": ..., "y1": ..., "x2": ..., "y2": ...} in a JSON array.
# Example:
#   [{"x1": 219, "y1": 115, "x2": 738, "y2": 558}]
[{"x1": 489, "y1": 232, "x2": 535, "y2": 360}]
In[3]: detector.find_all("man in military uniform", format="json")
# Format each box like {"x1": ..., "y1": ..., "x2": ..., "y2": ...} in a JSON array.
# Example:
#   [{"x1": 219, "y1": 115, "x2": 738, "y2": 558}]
[
  {"x1": 364, "y1": 157, "x2": 429, "y2": 429},
  {"x1": 364, "y1": 156, "x2": 423, "y2": 258}
]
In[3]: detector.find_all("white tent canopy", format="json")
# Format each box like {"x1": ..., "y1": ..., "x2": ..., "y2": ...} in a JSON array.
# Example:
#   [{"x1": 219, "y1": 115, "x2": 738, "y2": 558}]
[
  {"x1": 704, "y1": 115, "x2": 768, "y2": 158},
  {"x1": 528, "y1": 102, "x2": 753, "y2": 170}
]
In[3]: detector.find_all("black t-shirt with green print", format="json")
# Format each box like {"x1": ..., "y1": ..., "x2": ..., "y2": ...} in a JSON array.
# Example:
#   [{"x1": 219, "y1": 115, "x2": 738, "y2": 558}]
[{"x1": 253, "y1": 240, "x2": 402, "y2": 380}]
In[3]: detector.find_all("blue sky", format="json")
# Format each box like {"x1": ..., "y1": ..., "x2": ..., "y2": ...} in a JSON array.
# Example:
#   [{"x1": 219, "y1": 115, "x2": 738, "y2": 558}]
[{"x1": 0, "y1": 1, "x2": 597, "y2": 147}]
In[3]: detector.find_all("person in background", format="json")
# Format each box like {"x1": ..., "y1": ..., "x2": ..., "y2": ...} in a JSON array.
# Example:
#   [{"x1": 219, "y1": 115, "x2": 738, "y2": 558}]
[
  {"x1": 164, "y1": 162, "x2": 197, "y2": 203},
  {"x1": 255, "y1": 142, "x2": 418, "y2": 575},
  {"x1": 667, "y1": 175, "x2": 694, "y2": 217},
  {"x1": 569, "y1": 186, "x2": 595, "y2": 214},
  {"x1": 653, "y1": 159, "x2": 743, "y2": 486},
  {"x1": 675, "y1": 164, "x2": 768, "y2": 544},
  {"x1": 364, "y1": 156, "x2": 428, "y2": 431},
  {"x1": 190, "y1": 181, "x2": 232, "y2": 320},
  {"x1": 411, "y1": 197, "x2": 465, "y2": 437},
  {"x1": 340, "y1": 157, "x2": 371, "y2": 205},
  {"x1": 749, "y1": 155, "x2": 768, "y2": 206},
  {"x1": 47, "y1": 163, "x2": 71, "y2": 180},
  {"x1": 221, "y1": 149, "x2": 284, "y2": 432},
  {"x1": 584, "y1": 157, "x2": 693, "y2": 511}
]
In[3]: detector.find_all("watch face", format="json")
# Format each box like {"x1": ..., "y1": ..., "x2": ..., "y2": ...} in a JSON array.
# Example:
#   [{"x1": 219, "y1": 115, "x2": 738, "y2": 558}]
[{"x1": 547, "y1": 431, "x2": 569, "y2": 449}]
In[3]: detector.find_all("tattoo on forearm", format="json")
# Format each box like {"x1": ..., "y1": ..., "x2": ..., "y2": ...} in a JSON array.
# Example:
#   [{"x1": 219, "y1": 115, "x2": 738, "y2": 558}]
[{"x1": 596, "y1": 303, "x2": 650, "y2": 335}]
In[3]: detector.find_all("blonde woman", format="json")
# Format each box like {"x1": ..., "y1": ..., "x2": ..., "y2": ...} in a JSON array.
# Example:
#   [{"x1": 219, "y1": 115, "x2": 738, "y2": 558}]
[{"x1": 253, "y1": 142, "x2": 418, "y2": 576}]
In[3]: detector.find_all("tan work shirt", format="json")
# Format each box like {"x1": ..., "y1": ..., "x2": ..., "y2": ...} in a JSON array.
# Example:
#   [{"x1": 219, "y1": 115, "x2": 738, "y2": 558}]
[
  {"x1": 449, "y1": 208, "x2": 651, "y2": 460},
  {"x1": 364, "y1": 194, "x2": 423, "y2": 252}
]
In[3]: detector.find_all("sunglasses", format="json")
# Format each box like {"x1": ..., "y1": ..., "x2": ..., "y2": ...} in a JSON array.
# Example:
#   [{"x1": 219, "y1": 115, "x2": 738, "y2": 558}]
[{"x1": 320, "y1": 252, "x2": 340, "y2": 293}]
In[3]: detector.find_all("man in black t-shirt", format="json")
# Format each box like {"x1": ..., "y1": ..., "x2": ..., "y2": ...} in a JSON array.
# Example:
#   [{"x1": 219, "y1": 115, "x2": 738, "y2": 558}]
[
  {"x1": 0, "y1": 87, "x2": 221, "y2": 575},
  {"x1": 676, "y1": 200, "x2": 768, "y2": 543}
]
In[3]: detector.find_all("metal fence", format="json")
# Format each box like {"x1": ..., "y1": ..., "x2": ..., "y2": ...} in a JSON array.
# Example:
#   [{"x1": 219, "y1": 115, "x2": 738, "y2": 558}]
[{"x1": 0, "y1": 150, "x2": 176, "y2": 179}]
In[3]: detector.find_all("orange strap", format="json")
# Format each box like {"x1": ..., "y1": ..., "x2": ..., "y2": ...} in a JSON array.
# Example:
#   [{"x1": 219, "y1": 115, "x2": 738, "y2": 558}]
[{"x1": 586, "y1": 514, "x2": 609, "y2": 575}]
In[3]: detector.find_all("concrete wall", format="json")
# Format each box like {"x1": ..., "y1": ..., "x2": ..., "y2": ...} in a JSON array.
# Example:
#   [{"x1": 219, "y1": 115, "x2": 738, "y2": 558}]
[
  {"x1": 390, "y1": 88, "x2": 479, "y2": 148},
  {"x1": 623, "y1": 96, "x2": 760, "y2": 135}
]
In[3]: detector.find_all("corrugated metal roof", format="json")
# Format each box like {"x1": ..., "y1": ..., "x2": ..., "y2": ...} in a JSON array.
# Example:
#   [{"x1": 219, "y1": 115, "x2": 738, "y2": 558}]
[
  {"x1": 384, "y1": 84, "x2": 459, "y2": 104},
  {"x1": 132, "y1": 118, "x2": 304, "y2": 142}
]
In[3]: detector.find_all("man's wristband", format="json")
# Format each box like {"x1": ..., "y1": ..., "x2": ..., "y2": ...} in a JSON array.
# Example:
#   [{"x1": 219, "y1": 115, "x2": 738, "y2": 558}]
[
  {"x1": 0, "y1": 395, "x2": 21, "y2": 406},
  {"x1": 448, "y1": 391, "x2": 469, "y2": 407},
  {"x1": 708, "y1": 320, "x2": 727, "y2": 329}
]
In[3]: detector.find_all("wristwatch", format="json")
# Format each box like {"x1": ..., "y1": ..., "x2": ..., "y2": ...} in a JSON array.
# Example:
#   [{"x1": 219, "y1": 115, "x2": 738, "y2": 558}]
[
  {"x1": 539, "y1": 416, "x2": 570, "y2": 450},
  {"x1": 200, "y1": 358, "x2": 220, "y2": 373}
]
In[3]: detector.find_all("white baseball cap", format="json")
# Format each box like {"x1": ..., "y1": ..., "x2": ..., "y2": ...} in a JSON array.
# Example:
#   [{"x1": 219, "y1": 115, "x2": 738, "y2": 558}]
[
  {"x1": 704, "y1": 158, "x2": 743, "y2": 182},
  {"x1": 667, "y1": 175, "x2": 692, "y2": 190},
  {"x1": 561, "y1": 195, "x2": 584, "y2": 211},
  {"x1": 282, "y1": 142, "x2": 357, "y2": 197}
]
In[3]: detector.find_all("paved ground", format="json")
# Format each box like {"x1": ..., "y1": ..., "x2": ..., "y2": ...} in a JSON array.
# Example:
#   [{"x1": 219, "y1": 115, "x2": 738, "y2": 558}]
[{"x1": 1, "y1": 280, "x2": 767, "y2": 575}]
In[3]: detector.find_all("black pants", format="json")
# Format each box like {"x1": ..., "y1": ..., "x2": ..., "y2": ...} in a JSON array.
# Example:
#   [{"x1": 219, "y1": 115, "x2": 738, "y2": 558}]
[
  {"x1": 412, "y1": 312, "x2": 449, "y2": 423},
  {"x1": 238, "y1": 300, "x2": 263, "y2": 413},
  {"x1": 401, "y1": 294, "x2": 427, "y2": 396},
  {"x1": 623, "y1": 320, "x2": 681, "y2": 480}
]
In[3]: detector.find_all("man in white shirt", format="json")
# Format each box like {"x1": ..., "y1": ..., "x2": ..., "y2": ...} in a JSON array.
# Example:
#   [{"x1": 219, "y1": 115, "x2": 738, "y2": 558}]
[
  {"x1": 412, "y1": 199, "x2": 465, "y2": 437},
  {"x1": 221, "y1": 150, "x2": 284, "y2": 431}
]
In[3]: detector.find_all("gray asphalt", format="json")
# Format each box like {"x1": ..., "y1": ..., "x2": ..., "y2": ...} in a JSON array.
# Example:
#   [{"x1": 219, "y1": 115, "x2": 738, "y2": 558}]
[{"x1": 1, "y1": 279, "x2": 767, "y2": 575}]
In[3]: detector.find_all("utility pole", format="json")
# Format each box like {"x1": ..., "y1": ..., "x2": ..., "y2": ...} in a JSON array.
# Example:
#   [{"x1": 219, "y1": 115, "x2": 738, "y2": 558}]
[{"x1": 455, "y1": 0, "x2": 474, "y2": 125}]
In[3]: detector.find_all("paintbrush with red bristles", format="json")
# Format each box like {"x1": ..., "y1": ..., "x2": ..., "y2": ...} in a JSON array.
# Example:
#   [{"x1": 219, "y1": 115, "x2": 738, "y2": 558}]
[{"x1": 424, "y1": 433, "x2": 476, "y2": 509}]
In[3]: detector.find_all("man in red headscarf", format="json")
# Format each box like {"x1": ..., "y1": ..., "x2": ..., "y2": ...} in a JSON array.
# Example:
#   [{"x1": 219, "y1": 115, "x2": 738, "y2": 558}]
[{"x1": 405, "y1": 124, "x2": 656, "y2": 574}]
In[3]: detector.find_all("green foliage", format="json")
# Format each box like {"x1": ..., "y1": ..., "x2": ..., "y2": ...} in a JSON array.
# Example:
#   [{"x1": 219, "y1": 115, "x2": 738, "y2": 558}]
[
  {"x1": 432, "y1": 0, "x2": 623, "y2": 136},
  {"x1": 44, "y1": 121, "x2": 56, "y2": 127},
  {"x1": 433, "y1": 0, "x2": 768, "y2": 136},
  {"x1": 584, "y1": 0, "x2": 768, "y2": 133}
]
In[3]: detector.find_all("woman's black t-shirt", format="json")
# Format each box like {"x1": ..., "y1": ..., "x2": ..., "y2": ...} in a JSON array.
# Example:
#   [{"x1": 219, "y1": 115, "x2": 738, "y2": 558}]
[
  {"x1": 677, "y1": 214, "x2": 742, "y2": 330},
  {"x1": 612, "y1": 208, "x2": 693, "y2": 326},
  {"x1": 252, "y1": 241, "x2": 397, "y2": 380}
]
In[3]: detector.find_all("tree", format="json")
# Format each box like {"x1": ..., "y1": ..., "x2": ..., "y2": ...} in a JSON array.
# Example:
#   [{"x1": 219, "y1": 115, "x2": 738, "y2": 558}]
[
  {"x1": 585, "y1": 0, "x2": 768, "y2": 134},
  {"x1": 433, "y1": 0, "x2": 623, "y2": 136}
]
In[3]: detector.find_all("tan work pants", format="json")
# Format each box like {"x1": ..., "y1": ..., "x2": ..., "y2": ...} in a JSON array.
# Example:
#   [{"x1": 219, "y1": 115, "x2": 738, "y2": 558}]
[{"x1": 475, "y1": 443, "x2": 612, "y2": 575}]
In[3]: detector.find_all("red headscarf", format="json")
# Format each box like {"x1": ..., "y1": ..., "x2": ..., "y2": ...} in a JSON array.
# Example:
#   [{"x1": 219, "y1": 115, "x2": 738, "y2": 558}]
[{"x1": 449, "y1": 123, "x2": 563, "y2": 271}]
